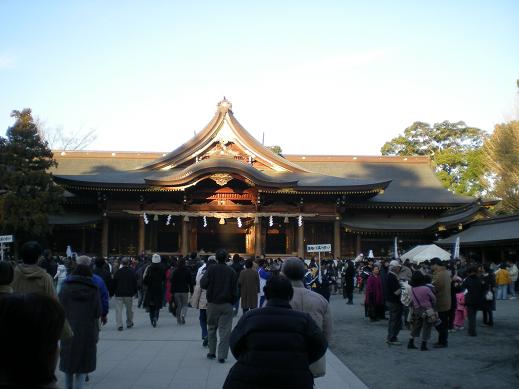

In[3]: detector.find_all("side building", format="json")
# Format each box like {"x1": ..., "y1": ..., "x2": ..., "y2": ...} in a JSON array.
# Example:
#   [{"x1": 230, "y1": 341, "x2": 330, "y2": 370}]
[{"x1": 49, "y1": 99, "x2": 493, "y2": 259}]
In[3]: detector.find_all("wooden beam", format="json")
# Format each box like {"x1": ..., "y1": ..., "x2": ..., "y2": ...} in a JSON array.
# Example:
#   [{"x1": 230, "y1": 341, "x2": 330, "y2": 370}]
[
  {"x1": 138, "y1": 217, "x2": 145, "y2": 255},
  {"x1": 101, "y1": 217, "x2": 109, "y2": 258},
  {"x1": 297, "y1": 223, "x2": 304, "y2": 258}
]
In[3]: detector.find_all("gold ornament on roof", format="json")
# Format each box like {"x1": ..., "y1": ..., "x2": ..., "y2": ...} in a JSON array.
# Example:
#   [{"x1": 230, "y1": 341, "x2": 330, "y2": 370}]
[{"x1": 211, "y1": 173, "x2": 233, "y2": 186}]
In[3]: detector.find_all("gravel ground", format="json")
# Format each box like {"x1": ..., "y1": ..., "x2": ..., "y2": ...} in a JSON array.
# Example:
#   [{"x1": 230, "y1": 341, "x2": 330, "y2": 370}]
[{"x1": 329, "y1": 293, "x2": 519, "y2": 389}]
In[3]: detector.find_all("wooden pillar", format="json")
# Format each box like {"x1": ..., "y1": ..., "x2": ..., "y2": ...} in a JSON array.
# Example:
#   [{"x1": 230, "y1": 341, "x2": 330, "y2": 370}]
[
  {"x1": 101, "y1": 217, "x2": 109, "y2": 258},
  {"x1": 246, "y1": 224, "x2": 254, "y2": 255},
  {"x1": 355, "y1": 234, "x2": 361, "y2": 256},
  {"x1": 150, "y1": 220, "x2": 157, "y2": 252},
  {"x1": 181, "y1": 218, "x2": 189, "y2": 256},
  {"x1": 297, "y1": 223, "x2": 304, "y2": 258},
  {"x1": 334, "y1": 218, "x2": 341, "y2": 259},
  {"x1": 286, "y1": 221, "x2": 294, "y2": 254},
  {"x1": 189, "y1": 220, "x2": 197, "y2": 255},
  {"x1": 255, "y1": 218, "x2": 263, "y2": 257},
  {"x1": 138, "y1": 217, "x2": 145, "y2": 255}
]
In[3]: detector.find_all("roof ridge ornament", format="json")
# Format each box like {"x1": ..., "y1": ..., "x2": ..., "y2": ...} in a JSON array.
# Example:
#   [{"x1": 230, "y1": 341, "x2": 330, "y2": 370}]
[{"x1": 217, "y1": 97, "x2": 232, "y2": 113}]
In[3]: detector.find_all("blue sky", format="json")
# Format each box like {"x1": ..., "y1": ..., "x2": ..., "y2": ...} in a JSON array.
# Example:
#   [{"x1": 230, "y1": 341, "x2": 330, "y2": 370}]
[{"x1": 1, "y1": 0, "x2": 518, "y2": 155}]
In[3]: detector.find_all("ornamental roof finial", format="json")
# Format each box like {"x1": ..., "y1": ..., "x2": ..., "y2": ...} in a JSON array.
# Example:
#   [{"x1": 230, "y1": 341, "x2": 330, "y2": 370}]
[{"x1": 217, "y1": 97, "x2": 232, "y2": 113}]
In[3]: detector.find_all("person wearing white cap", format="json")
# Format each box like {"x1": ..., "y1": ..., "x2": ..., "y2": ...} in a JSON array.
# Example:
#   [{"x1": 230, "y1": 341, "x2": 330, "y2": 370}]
[
  {"x1": 385, "y1": 260, "x2": 403, "y2": 345},
  {"x1": 143, "y1": 254, "x2": 165, "y2": 327}
]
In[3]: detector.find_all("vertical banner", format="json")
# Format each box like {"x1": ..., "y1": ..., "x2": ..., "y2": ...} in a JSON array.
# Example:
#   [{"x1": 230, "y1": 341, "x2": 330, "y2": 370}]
[
  {"x1": 394, "y1": 236, "x2": 399, "y2": 259},
  {"x1": 453, "y1": 237, "x2": 460, "y2": 259}
]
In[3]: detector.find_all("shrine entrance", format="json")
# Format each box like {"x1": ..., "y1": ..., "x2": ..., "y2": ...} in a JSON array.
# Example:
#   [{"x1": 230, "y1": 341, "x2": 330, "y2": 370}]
[{"x1": 196, "y1": 216, "x2": 247, "y2": 253}]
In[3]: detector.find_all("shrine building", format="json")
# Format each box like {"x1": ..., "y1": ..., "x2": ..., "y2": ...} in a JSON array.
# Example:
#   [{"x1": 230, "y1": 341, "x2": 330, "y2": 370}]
[{"x1": 49, "y1": 99, "x2": 493, "y2": 259}]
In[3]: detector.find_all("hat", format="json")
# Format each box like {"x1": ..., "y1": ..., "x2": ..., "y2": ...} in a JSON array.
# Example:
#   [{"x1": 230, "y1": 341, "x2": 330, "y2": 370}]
[
  {"x1": 152, "y1": 254, "x2": 161, "y2": 264},
  {"x1": 389, "y1": 260, "x2": 401, "y2": 267},
  {"x1": 76, "y1": 255, "x2": 92, "y2": 266},
  {"x1": 430, "y1": 257, "x2": 444, "y2": 266}
]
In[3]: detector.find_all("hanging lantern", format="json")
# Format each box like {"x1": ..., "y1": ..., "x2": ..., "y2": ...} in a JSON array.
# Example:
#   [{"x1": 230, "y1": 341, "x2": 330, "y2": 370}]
[
  {"x1": 166, "y1": 215, "x2": 171, "y2": 225},
  {"x1": 219, "y1": 218, "x2": 226, "y2": 225},
  {"x1": 254, "y1": 216, "x2": 259, "y2": 224},
  {"x1": 153, "y1": 214, "x2": 159, "y2": 222},
  {"x1": 237, "y1": 217, "x2": 242, "y2": 228},
  {"x1": 269, "y1": 215, "x2": 274, "y2": 227},
  {"x1": 298, "y1": 215, "x2": 303, "y2": 227},
  {"x1": 184, "y1": 215, "x2": 189, "y2": 222},
  {"x1": 284, "y1": 216, "x2": 289, "y2": 224},
  {"x1": 203, "y1": 216, "x2": 207, "y2": 228}
]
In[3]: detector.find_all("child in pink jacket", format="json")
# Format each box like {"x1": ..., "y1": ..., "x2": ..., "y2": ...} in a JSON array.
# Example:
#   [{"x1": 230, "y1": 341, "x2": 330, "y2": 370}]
[{"x1": 454, "y1": 291, "x2": 467, "y2": 329}]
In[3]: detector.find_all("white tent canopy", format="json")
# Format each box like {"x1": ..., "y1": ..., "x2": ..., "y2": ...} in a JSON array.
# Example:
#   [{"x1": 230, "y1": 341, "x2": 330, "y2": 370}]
[{"x1": 401, "y1": 244, "x2": 451, "y2": 264}]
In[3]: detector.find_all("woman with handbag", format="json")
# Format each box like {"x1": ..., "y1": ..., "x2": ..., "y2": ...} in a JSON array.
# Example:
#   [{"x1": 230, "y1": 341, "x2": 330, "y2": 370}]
[
  {"x1": 480, "y1": 264, "x2": 495, "y2": 326},
  {"x1": 408, "y1": 271, "x2": 437, "y2": 351}
]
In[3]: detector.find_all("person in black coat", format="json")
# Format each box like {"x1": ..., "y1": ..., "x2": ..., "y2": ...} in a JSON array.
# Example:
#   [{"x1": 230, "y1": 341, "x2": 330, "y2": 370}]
[
  {"x1": 342, "y1": 259, "x2": 355, "y2": 304},
  {"x1": 230, "y1": 254, "x2": 244, "y2": 315},
  {"x1": 94, "y1": 257, "x2": 113, "y2": 297},
  {"x1": 143, "y1": 254, "x2": 166, "y2": 327},
  {"x1": 223, "y1": 275, "x2": 327, "y2": 389},
  {"x1": 462, "y1": 265, "x2": 485, "y2": 337},
  {"x1": 59, "y1": 262, "x2": 101, "y2": 388}
]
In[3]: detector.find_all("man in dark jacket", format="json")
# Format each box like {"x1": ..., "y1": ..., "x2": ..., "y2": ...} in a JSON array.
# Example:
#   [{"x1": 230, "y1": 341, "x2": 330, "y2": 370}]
[
  {"x1": 113, "y1": 257, "x2": 137, "y2": 331},
  {"x1": 170, "y1": 257, "x2": 194, "y2": 325},
  {"x1": 385, "y1": 260, "x2": 403, "y2": 345},
  {"x1": 223, "y1": 275, "x2": 327, "y2": 389},
  {"x1": 200, "y1": 249, "x2": 237, "y2": 363}
]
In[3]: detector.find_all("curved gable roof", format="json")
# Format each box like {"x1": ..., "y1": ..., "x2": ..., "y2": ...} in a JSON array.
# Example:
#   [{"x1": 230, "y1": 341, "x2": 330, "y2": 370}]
[
  {"x1": 140, "y1": 99, "x2": 309, "y2": 173},
  {"x1": 144, "y1": 158, "x2": 298, "y2": 188}
]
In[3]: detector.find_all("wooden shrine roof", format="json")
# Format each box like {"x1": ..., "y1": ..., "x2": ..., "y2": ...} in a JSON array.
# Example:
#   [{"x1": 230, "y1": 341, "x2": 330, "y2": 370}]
[{"x1": 51, "y1": 152, "x2": 473, "y2": 205}]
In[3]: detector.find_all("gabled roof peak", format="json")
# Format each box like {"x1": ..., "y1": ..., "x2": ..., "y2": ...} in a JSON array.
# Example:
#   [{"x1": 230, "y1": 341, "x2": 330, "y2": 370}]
[
  {"x1": 217, "y1": 97, "x2": 232, "y2": 113},
  {"x1": 140, "y1": 100, "x2": 309, "y2": 173}
]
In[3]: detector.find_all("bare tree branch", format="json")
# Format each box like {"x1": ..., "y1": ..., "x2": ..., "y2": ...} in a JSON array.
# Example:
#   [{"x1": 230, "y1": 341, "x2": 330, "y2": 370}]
[{"x1": 37, "y1": 120, "x2": 97, "y2": 150}]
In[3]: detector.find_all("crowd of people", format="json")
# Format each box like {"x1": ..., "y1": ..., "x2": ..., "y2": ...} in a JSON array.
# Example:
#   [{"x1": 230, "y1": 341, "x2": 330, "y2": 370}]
[
  {"x1": 0, "y1": 241, "x2": 517, "y2": 388},
  {"x1": 352, "y1": 256, "x2": 518, "y2": 348}
]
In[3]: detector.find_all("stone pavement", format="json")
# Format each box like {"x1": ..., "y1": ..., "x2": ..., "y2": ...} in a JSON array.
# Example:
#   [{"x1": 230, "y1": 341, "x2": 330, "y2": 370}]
[{"x1": 57, "y1": 298, "x2": 367, "y2": 389}]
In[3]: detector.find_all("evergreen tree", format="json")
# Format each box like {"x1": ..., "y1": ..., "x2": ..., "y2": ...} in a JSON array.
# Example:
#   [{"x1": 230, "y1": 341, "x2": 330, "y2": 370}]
[
  {"x1": 483, "y1": 121, "x2": 519, "y2": 214},
  {"x1": 380, "y1": 121, "x2": 487, "y2": 196},
  {"x1": 0, "y1": 109, "x2": 63, "y2": 243}
]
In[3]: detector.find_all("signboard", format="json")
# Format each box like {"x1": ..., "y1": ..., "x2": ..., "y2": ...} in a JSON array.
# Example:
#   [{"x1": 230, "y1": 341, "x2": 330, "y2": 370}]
[
  {"x1": 307, "y1": 244, "x2": 331, "y2": 253},
  {"x1": 0, "y1": 235, "x2": 13, "y2": 261},
  {"x1": 0, "y1": 235, "x2": 13, "y2": 244}
]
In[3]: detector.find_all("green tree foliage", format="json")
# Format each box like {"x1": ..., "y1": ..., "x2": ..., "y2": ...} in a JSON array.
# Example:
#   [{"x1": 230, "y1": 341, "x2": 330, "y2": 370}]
[
  {"x1": 483, "y1": 121, "x2": 519, "y2": 214},
  {"x1": 0, "y1": 109, "x2": 62, "y2": 241},
  {"x1": 381, "y1": 121, "x2": 487, "y2": 196},
  {"x1": 266, "y1": 145, "x2": 283, "y2": 155}
]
